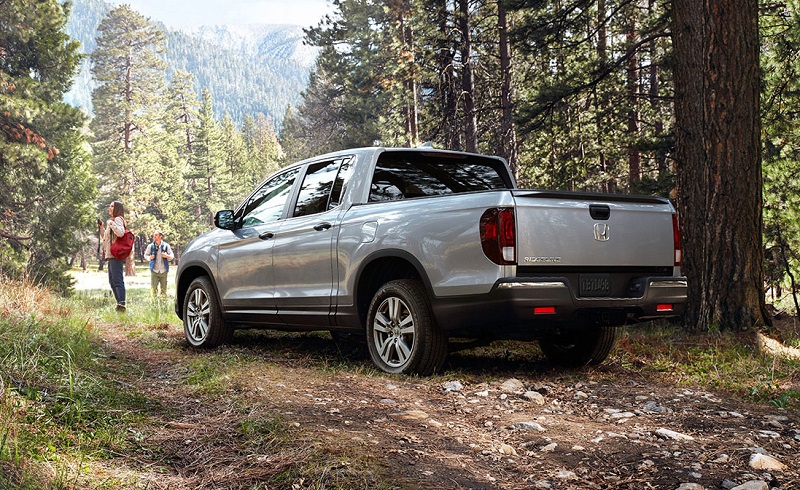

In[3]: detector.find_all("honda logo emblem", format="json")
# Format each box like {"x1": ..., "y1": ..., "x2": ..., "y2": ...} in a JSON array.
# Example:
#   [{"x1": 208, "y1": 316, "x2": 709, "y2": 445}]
[{"x1": 594, "y1": 223, "x2": 610, "y2": 241}]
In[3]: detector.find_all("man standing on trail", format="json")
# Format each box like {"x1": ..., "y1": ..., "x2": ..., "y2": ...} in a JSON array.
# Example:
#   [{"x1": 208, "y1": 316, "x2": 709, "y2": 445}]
[{"x1": 144, "y1": 230, "x2": 174, "y2": 298}]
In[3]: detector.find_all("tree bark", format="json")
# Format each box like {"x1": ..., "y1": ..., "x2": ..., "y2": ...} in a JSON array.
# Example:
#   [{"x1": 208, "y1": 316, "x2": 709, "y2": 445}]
[
  {"x1": 626, "y1": 14, "x2": 641, "y2": 188},
  {"x1": 672, "y1": 0, "x2": 770, "y2": 330},
  {"x1": 596, "y1": 0, "x2": 614, "y2": 193},
  {"x1": 498, "y1": 0, "x2": 518, "y2": 178},
  {"x1": 458, "y1": 0, "x2": 478, "y2": 153},
  {"x1": 434, "y1": 1, "x2": 459, "y2": 150}
]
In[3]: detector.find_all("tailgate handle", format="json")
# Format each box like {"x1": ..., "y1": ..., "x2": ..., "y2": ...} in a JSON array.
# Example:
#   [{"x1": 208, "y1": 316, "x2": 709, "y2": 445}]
[{"x1": 589, "y1": 204, "x2": 610, "y2": 220}]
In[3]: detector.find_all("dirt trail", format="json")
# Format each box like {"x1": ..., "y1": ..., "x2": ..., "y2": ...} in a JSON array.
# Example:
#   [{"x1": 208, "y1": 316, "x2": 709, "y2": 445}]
[{"x1": 98, "y1": 323, "x2": 799, "y2": 490}]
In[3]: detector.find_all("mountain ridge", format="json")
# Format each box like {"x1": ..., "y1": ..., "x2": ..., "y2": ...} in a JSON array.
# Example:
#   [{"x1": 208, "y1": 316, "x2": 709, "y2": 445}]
[{"x1": 64, "y1": 0, "x2": 316, "y2": 127}]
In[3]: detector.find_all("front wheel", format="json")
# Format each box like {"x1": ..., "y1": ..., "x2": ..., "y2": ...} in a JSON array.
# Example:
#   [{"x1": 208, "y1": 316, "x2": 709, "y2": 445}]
[
  {"x1": 366, "y1": 279, "x2": 448, "y2": 375},
  {"x1": 183, "y1": 276, "x2": 233, "y2": 347},
  {"x1": 538, "y1": 325, "x2": 616, "y2": 367}
]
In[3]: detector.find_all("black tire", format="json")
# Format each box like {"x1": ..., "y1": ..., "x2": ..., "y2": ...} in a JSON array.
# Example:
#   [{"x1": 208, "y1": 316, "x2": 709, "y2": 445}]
[
  {"x1": 366, "y1": 279, "x2": 448, "y2": 375},
  {"x1": 183, "y1": 276, "x2": 233, "y2": 348},
  {"x1": 538, "y1": 325, "x2": 616, "y2": 367}
]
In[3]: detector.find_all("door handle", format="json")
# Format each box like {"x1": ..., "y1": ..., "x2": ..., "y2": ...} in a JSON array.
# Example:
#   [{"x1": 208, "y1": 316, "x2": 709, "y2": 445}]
[
  {"x1": 258, "y1": 231, "x2": 274, "y2": 240},
  {"x1": 314, "y1": 222, "x2": 332, "y2": 231}
]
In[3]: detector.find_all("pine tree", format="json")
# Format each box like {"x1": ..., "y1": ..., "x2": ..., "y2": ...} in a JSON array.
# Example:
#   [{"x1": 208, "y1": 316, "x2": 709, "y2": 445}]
[
  {"x1": 672, "y1": 0, "x2": 770, "y2": 330},
  {"x1": 187, "y1": 88, "x2": 225, "y2": 225},
  {"x1": 301, "y1": 0, "x2": 392, "y2": 149},
  {"x1": 219, "y1": 113, "x2": 251, "y2": 205},
  {"x1": 759, "y1": 0, "x2": 800, "y2": 313},
  {"x1": 0, "y1": 0, "x2": 96, "y2": 290},
  {"x1": 165, "y1": 70, "x2": 198, "y2": 159},
  {"x1": 279, "y1": 104, "x2": 311, "y2": 162},
  {"x1": 89, "y1": 4, "x2": 167, "y2": 206}
]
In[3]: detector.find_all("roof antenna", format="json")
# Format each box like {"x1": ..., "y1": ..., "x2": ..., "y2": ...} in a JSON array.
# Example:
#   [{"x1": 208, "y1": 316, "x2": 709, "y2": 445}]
[{"x1": 418, "y1": 141, "x2": 434, "y2": 148}]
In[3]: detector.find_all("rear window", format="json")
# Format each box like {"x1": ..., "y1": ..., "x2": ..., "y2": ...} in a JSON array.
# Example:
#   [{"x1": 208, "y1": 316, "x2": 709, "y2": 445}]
[{"x1": 368, "y1": 152, "x2": 511, "y2": 203}]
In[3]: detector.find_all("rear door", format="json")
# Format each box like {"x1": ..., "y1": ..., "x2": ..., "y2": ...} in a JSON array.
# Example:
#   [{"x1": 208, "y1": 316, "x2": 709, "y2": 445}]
[{"x1": 271, "y1": 157, "x2": 354, "y2": 327}]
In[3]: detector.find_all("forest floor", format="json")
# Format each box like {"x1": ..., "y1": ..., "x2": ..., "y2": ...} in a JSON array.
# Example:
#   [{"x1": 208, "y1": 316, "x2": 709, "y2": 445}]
[
  {"x1": 84, "y1": 303, "x2": 799, "y2": 489},
  {"x1": 5, "y1": 270, "x2": 799, "y2": 489}
]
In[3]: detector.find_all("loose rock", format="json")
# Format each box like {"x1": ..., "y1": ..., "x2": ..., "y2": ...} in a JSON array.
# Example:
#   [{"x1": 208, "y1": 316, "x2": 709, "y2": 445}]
[
  {"x1": 541, "y1": 442, "x2": 557, "y2": 452},
  {"x1": 390, "y1": 410, "x2": 429, "y2": 420},
  {"x1": 748, "y1": 453, "x2": 786, "y2": 471},
  {"x1": 523, "y1": 391, "x2": 546, "y2": 405},
  {"x1": 498, "y1": 443, "x2": 517, "y2": 455},
  {"x1": 500, "y1": 378, "x2": 525, "y2": 393},
  {"x1": 655, "y1": 428, "x2": 695, "y2": 441},
  {"x1": 731, "y1": 481, "x2": 769, "y2": 490},
  {"x1": 442, "y1": 381, "x2": 463, "y2": 392},
  {"x1": 513, "y1": 421, "x2": 546, "y2": 432}
]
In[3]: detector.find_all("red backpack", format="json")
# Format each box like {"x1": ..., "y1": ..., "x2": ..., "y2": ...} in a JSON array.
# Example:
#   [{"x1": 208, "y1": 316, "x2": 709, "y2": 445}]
[{"x1": 110, "y1": 219, "x2": 135, "y2": 260}]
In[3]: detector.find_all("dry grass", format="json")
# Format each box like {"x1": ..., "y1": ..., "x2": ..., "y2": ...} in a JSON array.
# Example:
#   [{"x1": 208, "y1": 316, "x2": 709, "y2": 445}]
[{"x1": 0, "y1": 277, "x2": 54, "y2": 318}]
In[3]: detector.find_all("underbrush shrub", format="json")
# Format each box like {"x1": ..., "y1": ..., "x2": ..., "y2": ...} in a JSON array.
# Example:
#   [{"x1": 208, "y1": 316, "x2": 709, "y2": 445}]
[{"x1": 0, "y1": 278, "x2": 144, "y2": 487}]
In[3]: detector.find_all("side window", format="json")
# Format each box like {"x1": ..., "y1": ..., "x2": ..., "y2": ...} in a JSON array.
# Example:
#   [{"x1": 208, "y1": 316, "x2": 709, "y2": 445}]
[
  {"x1": 328, "y1": 157, "x2": 353, "y2": 209},
  {"x1": 241, "y1": 168, "x2": 299, "y2": 227},
  {"x1": 368, "y1": 153, "x2": 509, "y2": 202},
  {"x1": 293, "y1": 158, "x2": 352, "y2": 217}
]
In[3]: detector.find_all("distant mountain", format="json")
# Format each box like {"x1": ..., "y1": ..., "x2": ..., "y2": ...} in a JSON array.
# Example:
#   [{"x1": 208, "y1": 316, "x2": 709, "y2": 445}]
[
  {"x1": 181, "y1": 24, "x2": 319, "y2": 67},
  {"x1": 64, "y1": 0, "x2": 317, "y2": 127}
]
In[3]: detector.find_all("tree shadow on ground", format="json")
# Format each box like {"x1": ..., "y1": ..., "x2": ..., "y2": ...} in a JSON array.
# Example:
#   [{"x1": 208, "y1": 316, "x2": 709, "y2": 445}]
[{"x1": 220, "y1": 329, "x2": 564, "y2": 378}]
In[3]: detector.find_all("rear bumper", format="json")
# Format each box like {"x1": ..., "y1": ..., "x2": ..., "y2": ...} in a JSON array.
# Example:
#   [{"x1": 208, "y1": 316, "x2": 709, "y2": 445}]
[{"x1": 431, "y1": 276, "x2": 687, "y2": 337}]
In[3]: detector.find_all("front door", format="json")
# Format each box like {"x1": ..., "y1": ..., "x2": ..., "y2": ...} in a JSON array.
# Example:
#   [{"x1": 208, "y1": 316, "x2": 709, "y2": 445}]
[
  {"x1": 215, "y1": 167, "x2": 299, "y2": 324},
  {"x1": 272, "y1": 158, "x2": 353, "y2": 327}
]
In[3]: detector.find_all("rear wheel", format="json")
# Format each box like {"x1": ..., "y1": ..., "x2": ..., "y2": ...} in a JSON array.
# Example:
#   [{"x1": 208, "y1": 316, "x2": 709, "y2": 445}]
[
  {"x1": 183, "y1": 276, "x2": 233, "y2": 347},
  {"x1": 366, "y1": 279, "x2": 448, "y2": 375},
  {"x1": 538, "y1": 325, "x2": 616, "y2": 367}
]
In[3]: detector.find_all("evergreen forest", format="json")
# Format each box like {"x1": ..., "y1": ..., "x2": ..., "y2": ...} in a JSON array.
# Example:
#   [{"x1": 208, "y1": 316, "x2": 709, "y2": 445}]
[{"x1": 1, "y1": 0, "x2": 800, "y2": 331}]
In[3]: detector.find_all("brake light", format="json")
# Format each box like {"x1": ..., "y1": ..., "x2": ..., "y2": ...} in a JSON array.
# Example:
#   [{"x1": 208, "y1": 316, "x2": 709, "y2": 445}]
[
  {"x1": 480, "y1": 208, "x2": 516, "y2": 265},
  {"x1": 672, "y1": 214, "x2": 682, "y2": 267}
]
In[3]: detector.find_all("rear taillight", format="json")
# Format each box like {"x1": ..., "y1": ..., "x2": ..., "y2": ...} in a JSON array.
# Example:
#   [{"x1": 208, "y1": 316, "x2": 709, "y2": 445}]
[
  {"x1": 480, "y1": 208, "x2": 516, "y2": 265},
  {"x1": 672, "y1": 214, "x2": 682, "y2": 267}
]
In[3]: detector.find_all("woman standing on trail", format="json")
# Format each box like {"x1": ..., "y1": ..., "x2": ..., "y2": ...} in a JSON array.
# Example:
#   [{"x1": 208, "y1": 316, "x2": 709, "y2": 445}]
[{"x1": 99, "y1": 201, "x2": 127, "y2": 312}]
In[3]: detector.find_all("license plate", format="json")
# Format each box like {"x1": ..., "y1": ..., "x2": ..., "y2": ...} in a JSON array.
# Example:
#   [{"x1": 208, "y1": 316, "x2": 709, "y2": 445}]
[{"x1": 580, "y1": 274, "x2": 611, "y2": 297}]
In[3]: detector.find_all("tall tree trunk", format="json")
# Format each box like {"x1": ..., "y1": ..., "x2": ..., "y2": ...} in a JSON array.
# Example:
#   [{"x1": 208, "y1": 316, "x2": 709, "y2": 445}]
[
  {"x1": 391, "y1": 0, "x2": 419, "y2": 147},
  {"x1": 672, "y1": 0, "x2": 770, "y2": 330},
  {"x1": 403, "y1": 13, "x2": 419, "y2": 147},
  {"x1": 626, "y1": 14, "x2": 641, "y2": 188},
  {"x1": 648, "y1": 0, "x2": 667, "y2": 178},
  {"x1": 437, "y1": 2, "x2": 459, "y2": 149},
  {"x1": 498, "y1": 0, "x2": 518, "y2": 178},
  {"x1": 596, "y1": 0, "x2": 613, "y2": 192},
  {"x1": 458, "y1": 0, "x2": 478, "y2": 153}
]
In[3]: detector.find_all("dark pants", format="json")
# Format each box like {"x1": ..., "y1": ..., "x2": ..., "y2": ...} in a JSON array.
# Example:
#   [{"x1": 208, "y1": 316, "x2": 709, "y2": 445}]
[{"x1": 107, "y1": 258, "x2": 126, "y2": 306}]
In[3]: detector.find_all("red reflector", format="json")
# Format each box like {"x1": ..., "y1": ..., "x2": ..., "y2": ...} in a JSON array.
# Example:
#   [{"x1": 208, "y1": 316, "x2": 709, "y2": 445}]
[
  {"x1": 656, "y1": 304, "x2": 673, "y2": 312},
  {"x1": 534, "y1": 306, "x2": 556, "y2": 315}
]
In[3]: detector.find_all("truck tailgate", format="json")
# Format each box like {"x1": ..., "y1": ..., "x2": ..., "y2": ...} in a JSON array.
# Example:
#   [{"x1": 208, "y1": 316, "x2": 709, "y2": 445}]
[{"x1": 512, "y1": 190, "x2": 675, "y2": 268}]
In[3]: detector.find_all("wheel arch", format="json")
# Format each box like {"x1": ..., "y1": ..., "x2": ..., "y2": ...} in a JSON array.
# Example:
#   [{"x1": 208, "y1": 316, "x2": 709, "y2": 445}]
[
  {"x1": 354, "y1": 250, "x2": 432, "y2": 328},
  {"x1": 175, "y1": 262, "x2": 220, "y2": 319}
]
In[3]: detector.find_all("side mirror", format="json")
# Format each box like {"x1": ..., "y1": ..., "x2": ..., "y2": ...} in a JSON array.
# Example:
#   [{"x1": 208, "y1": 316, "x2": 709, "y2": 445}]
[{"x1": 214, "y1": 210, "x2": 237, "y2": 230}]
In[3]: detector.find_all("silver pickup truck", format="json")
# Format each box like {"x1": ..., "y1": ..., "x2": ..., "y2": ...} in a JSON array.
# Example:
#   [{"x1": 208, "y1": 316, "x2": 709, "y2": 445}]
[{"x1": 175, "y1": 147, "x2": 687, "y2": 374}]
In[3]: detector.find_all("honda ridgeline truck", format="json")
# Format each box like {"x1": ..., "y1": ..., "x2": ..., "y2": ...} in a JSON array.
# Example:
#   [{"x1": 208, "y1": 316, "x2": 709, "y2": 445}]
[{"x1": 175, "y1": 147, "x2": 687, "y2": 374}]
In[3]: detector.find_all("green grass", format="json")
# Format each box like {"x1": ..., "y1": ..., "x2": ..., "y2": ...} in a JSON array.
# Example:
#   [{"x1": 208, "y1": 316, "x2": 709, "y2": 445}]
[
  {"x1": 615, "y1": 323, "x2": 800, "y2": 410},
  {"x1": 1, "y1": 276, "x2": 396, "y2": 488},
  {"x1": 0, "y1": 281, "x2": 152, "y2": 489}
]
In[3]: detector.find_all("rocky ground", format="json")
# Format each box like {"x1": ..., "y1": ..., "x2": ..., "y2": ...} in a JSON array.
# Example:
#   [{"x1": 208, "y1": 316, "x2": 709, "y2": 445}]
[{"x1": 93, "y1": 320, "x2": 800, "y2": 490}]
